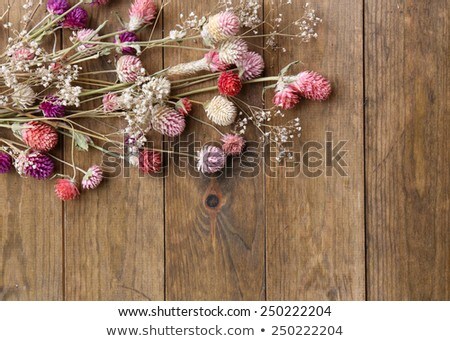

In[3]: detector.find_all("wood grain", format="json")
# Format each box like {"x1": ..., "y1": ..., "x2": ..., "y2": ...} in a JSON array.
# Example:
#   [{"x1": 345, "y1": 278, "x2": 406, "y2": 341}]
[
  {"x1": 0, "y1": 2, "x2": 63, "y2": 300},
  {"x1": 63, "y1": 2, "x2": 164, "y2": 300},
  {"x1": 164, "y1": 1, "x2": 266, "y2": 300},
  {"x1": 365, "y1": 0, "x2": 449, "y2": 300},
  {"x1": 265, "y1": 0, "x2": 366, "y2": 300}
]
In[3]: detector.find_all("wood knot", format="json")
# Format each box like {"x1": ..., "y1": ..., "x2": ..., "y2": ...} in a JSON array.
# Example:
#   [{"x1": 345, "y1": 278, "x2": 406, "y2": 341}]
[{"x1": 205, "y1": 194, "x2": 220, "y2": 208}]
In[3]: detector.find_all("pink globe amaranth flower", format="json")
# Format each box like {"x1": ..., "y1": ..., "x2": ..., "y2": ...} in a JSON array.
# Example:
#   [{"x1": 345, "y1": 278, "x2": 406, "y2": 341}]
[
  {"x1": 175, "y1": 98, "x2": 192, "y2": 116},
  {"x1": 218, "y1": 71, "x2": 242, "y2": 96},
  {"x1": 273, "y1": 87, "x2": 300, "y2": 110},
  {"x1": 62, "y1": 7, "x2": 88, "y2": 29},
  {"x1": 47, "y1": 0, "x2": 70, "y2": 15},
  {"x1": 76, "y1": 29, "x2": 99, "y2": 51},
  {"x1": 201, "y1": 11, "x2": 240, "y2": 45},
  {"x1": 236, "y1": 51, "x2": 265, "y2": 81},
  {"x1": 116, "y1": 31, "x2": 138, "y2": 55},
  {"x1": 218, "y1": 11, "x2": 240, "y2": 36},
  {"x1": 15, "y1": 151, "x2": 55, "y2": 180},
  {"x1": 54, "y1": 179, "x2": 80, "y2": 201},
  {"x1": 290, "y1": 71, "x2": 332, "y2": 101},
  {"x1": 22, "y1": 121, "x2": 59, "y2": 152},
  {"x1": 197, "y1": 145, "x2": 226, "y2": 174},
  {"x1": 128, "y1": 0, "x2": 157, "y2": 31},
  {"x1": 204, "y1": 51, "x2": 229, "y2": 73},
  {"x1": 139, "y1": 149, "x2": 162, "y2": 174},
  {"x1": 221, "y1": 134, "x2": 245, "y2": 156},
  {"x1": 102, "y1": 93, "x2": 120, "y2": 112},
  {"x1": 116, "y1": 55, "x2": 144, "y2": 83},
  {"x1": 151, "y1": 106, "x2": 186, "y2": 137},
  {"x1": 40, "y1": 96, "x2": 66, "y2": 118},
  {"x1": 82, "y1": 165, "x2": 103, "y2": 190},
  {"x1": 12, "y1": 48, "x2": 35, "y2": 62},
  {"x1": 0, "y1": 152, "x2": 13, "y2": 174}
]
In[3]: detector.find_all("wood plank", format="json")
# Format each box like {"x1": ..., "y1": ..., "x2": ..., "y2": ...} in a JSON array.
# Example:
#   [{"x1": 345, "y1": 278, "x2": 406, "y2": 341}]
[
  {"x1": 0, "y1": 2, "x2": 63, "y2": 300},
  {"x1": 365, "y1": 0, "x2": 449, "y2": 300},
  {"x1": 265, "y1": 0, "x2": 365, "y2": 300},
  {"x1": 64, "y1": 2, "x2": 164, "y2": 300},
  {"x1": 164, "y1": 1, "x2": 266, "y2": 300}
]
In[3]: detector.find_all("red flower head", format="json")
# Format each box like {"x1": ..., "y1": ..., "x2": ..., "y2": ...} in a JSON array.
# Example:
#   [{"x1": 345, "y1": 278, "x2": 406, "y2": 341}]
[
  {"x1": 54, "y1": 179, "x2": 80, "y2": 201},
  {"x1": 176, "y1": 98, "x2": 193, "y2": 116},
  {"x1": 218, "y1": 71, "x2": 242, "y2": 97},
  {"x1": 139, "y1": 149, "x2": 162, "y2": 174},
  {"x1": 21, "y1": 121, "x2": 59, "y2": 152}
]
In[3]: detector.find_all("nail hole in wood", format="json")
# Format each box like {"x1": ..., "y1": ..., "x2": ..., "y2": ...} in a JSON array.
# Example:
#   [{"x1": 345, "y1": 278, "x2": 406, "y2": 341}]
[{"x1": 205, "y1": 194, "x2": 220, "y2": 208}]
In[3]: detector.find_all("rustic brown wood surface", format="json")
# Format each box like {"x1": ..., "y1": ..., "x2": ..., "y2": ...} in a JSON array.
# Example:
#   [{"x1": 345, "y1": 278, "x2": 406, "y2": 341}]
[{"x1": 0, "y1": 0, "x2": 448, "y2": 301}]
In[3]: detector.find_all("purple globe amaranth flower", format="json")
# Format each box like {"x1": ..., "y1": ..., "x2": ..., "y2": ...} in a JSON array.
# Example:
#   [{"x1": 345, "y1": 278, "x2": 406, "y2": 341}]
[
  {"x1": 39, "y1": 96, "x2": 66, "y2": 118},
  {"x1": 62, "y1": 7, "x2": 88, "y2": 29},
  {"x1": 116, "y1": 31, "x2": 138, "y2": 55},
  {"x1": 47, "y1": 0, "x2": 70, "y2": 15},
  {"x1": 0, "y1": 152, "x2": 13, "y2": 174},
  {"x1": 15, "y1": 151, "x2": 55, "y2": 180}
]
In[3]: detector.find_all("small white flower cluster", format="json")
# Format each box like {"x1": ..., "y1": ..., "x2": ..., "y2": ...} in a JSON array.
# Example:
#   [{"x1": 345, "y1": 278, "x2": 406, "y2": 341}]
[
  {"x1": 123, "y1": 130, "x2": 147, "y2": 167},
  {"x1": 219, "y1": 0, "x2": 262, "y2": 29},
  {"x1": 118, "y1": 76, "x2": 172, "y2": 143},
  {"x1": 294, "y1": 3, "x2": 322, "y2": 42},
  {"x1": 54, "y1": 65, "x2": 83, "y2": 107},
  {"x1": 177, "y1": 12, "x2": 203, "y2": 31}
]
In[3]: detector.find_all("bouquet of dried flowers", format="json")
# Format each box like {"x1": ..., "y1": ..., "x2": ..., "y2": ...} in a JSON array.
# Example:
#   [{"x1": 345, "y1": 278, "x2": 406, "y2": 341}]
[{"x1": 0, "y1": 0, "x2": 331, "y2": 201}]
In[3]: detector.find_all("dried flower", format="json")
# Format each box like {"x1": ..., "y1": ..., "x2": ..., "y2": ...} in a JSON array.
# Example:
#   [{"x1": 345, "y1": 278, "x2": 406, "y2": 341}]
[
  {"x1": 290, "y1": 71, "x2": 332, "y2": 101},
  {"x1": 221, "y1": 134, "x2": 245, "y2": 156},
  {"x1": 218, "y1": 38, "x2": 248, "y2": 64},
  {"x1": 116, "y1": 55, "x2": 144, "y2": 83},
  {"x1": 273, "y1": 86, "x2": 300, "y2": 110},
  {"x1": 102, "y1": 93, "x2": 120, "y2": 112},
  {"x1": 82, "y1": 165, "x2": 103, "y2": 190},
  {"x1": 197, "y1": 145, "x2": 226, "y2": 174},
  {"x1": 21, "y1": 121, "x2": 59, "y2": 152},
  {"x1": 0, "y1": 152, "x2": 13, "y2": 174},
  {"x1": 40, "y1": 96, "x2": 66, "y2": 118},
  {"x1": 75, "y1": 29, "x2": 99, "y2": 51},
  {"x1": 128, "y1": 0, "x2": 157, "y2": 31},
  {"x1": 15, "y1": 150, "x2": 55, "y2": 180},
  {"x1": 201, "y1": 11, "x2": 240, "y2": 46},
  {"x1": 12, "y1": 48, "x2": 35, "y2": 61},
  {"x1": 62, "y1": 8, "x2": 88, "y2": 29},
  {"x1": 175, "y1": 98, "x2": 192, "y2": 116},
  {"x1": 54, "y1": 179, "x2": 80, "y2": 201},
  {"x1": 47, "y1": 0, "x2": 70, "y2": 15},
  {"x1": 218, "y1": 71, "x2": 242, "y2": 96},
  {"x1": 151, "y1": 105, "x2": 186, "y2": 137},
  {"x1": 139, "y1": 149, "x2": 162, "y2": 174},
  {"x1": 116, "y1": 31, "x2": 138, "y2": 55},
  {"x1": 204, "y1": 50, "x2": 229, "y2": 72},
  {"x1": 236, "y1": 51, "x2": 264, "y2": 81},
  {"x1": 205, "y1": 95, "x2": 237, "y2": 126},
  {"x1": 11, "y1": 85, "x2": 36, "y2": 108}
]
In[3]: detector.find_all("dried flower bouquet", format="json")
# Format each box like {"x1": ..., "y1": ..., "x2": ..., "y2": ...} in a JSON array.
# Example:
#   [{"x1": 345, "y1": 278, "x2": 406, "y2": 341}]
[{"x1": 0, "y1": 0, "x2": 331, "y2": 201}]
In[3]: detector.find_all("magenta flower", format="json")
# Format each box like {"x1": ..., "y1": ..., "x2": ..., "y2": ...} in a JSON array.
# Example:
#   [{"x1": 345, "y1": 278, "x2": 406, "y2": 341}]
[
  {"x1": 0, "y1": 152, "x2": 13, "y2": 174},
  {"x1": 47, "y1": 0, "x2": 70, "y2": 15},
  {"x1": 62, "y1": 7, "x2": 88, "y2": 29},
  {"x1": 116, "y1": 31, "x2": 138, "y2": 55},
  {"x1": 40, "y1": 96, "x2": 66, "y2": 118},
  {"x1": 15, "y1": 151, "x2": 55, "y2": 180}
]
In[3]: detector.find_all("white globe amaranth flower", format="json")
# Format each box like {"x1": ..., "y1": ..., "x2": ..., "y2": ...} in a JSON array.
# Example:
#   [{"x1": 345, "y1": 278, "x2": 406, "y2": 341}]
[
  {"x1": 11, "y1": 84, "x2": 36, "y2": 108},
  {"x1": 205, "y1": 95, "x2": 237, "y2": 126},
  {"x1": 218, "y1": 38, "x2": 248, "y2": 65}
]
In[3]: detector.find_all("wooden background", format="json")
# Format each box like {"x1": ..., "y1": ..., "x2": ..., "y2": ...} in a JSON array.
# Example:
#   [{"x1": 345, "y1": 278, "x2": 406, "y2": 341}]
[{"x1": 0, "y1": 0, "x2": 448, "y2": 300}]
